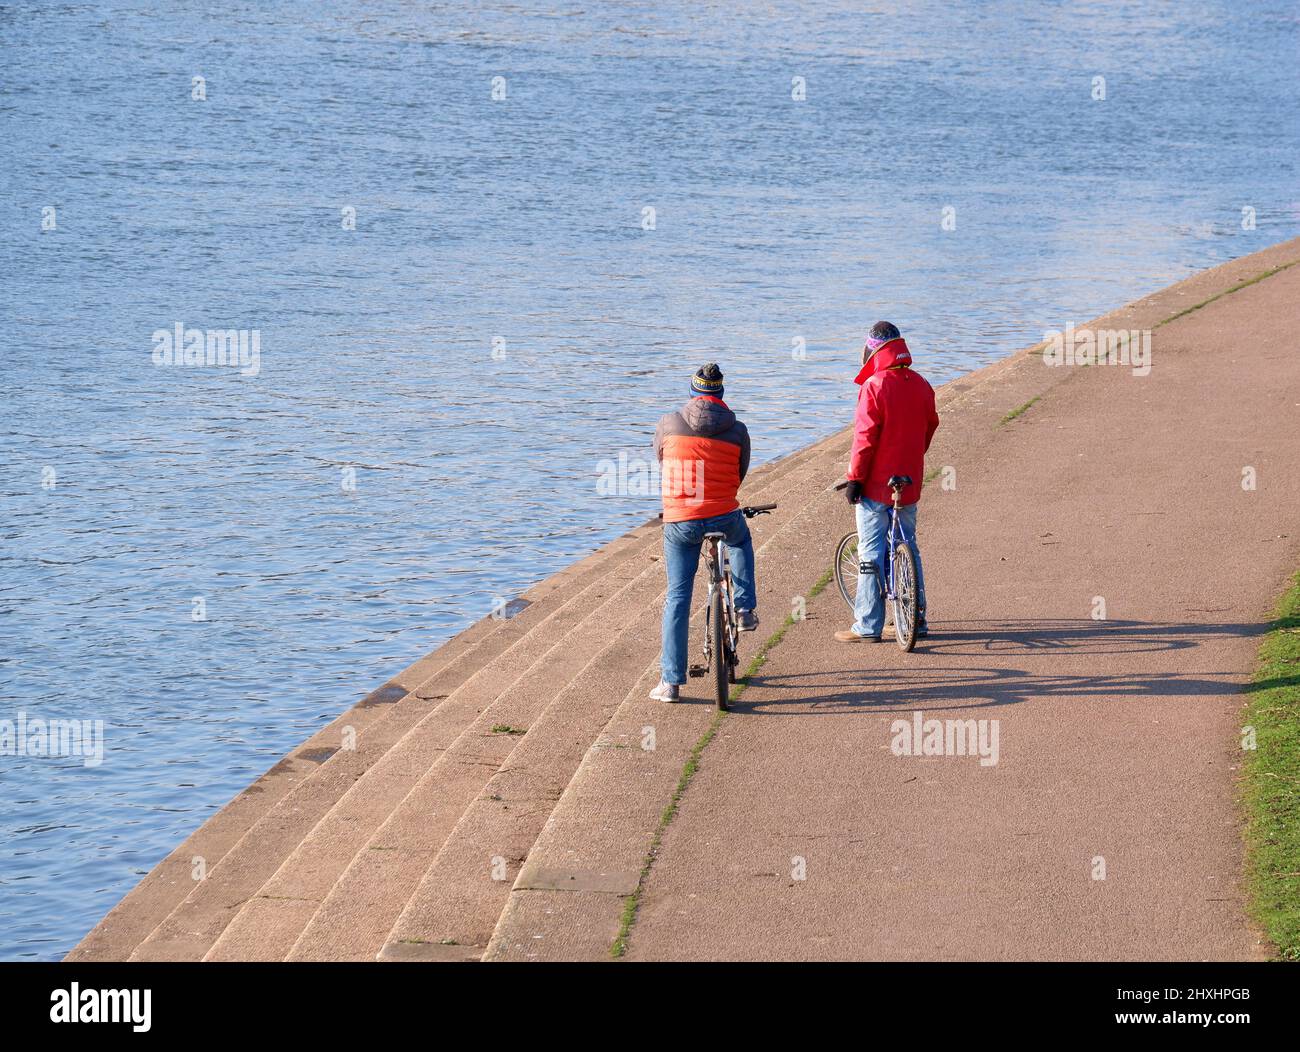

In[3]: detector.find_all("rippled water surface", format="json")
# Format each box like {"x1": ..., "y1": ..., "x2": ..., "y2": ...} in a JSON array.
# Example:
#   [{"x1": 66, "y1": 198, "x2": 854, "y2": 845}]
[{"x1": 2, "y1": 1, "x2": 1298, "y2": 959}]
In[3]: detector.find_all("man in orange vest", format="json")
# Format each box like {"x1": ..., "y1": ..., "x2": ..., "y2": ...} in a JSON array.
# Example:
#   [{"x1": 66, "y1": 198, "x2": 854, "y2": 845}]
[{"x1": 649, "y1": 364, "x2": 756, "y2": 702}]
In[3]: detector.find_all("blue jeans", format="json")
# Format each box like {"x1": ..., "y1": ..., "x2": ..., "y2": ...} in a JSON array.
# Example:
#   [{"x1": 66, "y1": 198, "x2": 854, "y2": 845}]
[
  {"x1": 660, "y1": 510, "x2": 756, "y2": 685},
  {"x1": 853, "y1": 498, "x2": 927, "y2": 638}
]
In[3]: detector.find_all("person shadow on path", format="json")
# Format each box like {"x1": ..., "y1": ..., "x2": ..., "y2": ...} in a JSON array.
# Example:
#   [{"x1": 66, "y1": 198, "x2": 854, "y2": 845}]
[{"x1": 734, "y1": 617, "x2": 1291, "y2": 715}]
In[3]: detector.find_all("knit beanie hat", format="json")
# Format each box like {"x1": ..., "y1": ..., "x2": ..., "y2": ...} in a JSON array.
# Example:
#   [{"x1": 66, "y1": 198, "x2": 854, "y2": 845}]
[
  {"x1": 864, "y1": 321, "x2": 902, "y2": 358},
  {"x1": 690, "y1": 362, "x2": 724, "y2": 398}
]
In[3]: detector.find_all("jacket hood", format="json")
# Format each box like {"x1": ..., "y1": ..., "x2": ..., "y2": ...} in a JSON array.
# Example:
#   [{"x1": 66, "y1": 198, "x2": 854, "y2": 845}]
[
  {"x1": 854, "y1": 337, "x2": 912, "y2": 384},
  {"x1": 680, "y1": 395, "x2": 736, "y2": 436}
]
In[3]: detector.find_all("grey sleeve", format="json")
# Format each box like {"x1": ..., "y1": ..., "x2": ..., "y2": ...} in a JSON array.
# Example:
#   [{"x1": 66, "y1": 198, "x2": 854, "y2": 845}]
[{"x1": 653, "y1": 415, "x2": 665, "y2": 461}]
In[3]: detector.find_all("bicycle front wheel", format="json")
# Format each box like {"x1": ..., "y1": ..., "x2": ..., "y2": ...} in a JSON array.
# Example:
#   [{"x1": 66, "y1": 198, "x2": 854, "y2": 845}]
[
  {"x1": 892, "y1": 542, "x2": 918, "y2": 652},
  {"x1": 834, "y1": 532, "x2": 859, "y2": 611},
  {"x1": 711, "y1": 587, "x2": 730, "y2": 710}
]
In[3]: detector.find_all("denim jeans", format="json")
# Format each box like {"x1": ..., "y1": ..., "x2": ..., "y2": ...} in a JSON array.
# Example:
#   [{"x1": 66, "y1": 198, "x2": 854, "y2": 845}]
[
  {"x1": 660, "y1": 509, "x2": 756, "y2": 685},
  {"x1": 853, "y1": 497, "x2": 927, "y2": 638}
]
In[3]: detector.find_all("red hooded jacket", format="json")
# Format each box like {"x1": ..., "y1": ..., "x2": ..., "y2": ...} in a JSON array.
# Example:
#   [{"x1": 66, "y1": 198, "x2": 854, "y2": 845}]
[{"x1": 845, "y1": 338, "x2": 939, "y2": 506}]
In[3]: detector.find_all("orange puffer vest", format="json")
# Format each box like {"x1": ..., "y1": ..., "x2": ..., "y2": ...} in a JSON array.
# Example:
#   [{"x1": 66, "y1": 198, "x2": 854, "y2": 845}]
[{"x1": 653, "y1": 396, "x2": 751, "y2": 523}]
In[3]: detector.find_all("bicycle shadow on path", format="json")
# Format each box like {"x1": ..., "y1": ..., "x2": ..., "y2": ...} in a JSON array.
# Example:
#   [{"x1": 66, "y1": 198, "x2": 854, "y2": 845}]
[{"x1": 733, "y1": 616, "x2": 1287, "y2": 715}]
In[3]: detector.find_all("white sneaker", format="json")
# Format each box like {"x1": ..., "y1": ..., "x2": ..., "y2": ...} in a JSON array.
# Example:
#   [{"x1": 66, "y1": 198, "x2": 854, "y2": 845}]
[{"x1": 648, "y1": 681, "x2": 680, "y2": 702}]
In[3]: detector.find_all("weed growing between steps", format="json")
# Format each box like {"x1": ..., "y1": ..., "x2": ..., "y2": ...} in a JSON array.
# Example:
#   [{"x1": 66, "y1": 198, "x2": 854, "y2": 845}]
[
  {"x1": 998, "y1": 396, "x2": 1040, "y2": 426},
  {"x1": 1025, "y1": 264, "x2": 1300, "y2": 380},
  {"x1": 1157, "y1": 259, "x2": 1299, "y2": 329},
  {"x1": 1242, "y1": 569, "x2": 1300, "y2": 960},
  {"x1": 610, "y1": 565, "x2": 836, "y2": 958}
]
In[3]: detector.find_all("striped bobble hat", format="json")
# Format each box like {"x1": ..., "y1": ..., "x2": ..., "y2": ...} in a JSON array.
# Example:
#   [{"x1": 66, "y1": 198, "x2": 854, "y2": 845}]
[{"x1": 690, "y1": 362, "x2": 724, "y2": 397}]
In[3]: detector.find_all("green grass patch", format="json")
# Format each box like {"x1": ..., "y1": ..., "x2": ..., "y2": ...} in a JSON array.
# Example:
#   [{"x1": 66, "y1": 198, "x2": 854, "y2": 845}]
[
  {"x1": 1157, "y1": 259, "x2": 1299, "y2": 329},
  {"x1": 610, "y1": 706, "x2": 726, "y2": 958},
  {"x1": 609, "y1": 565, "x2": 834, "y2": 958},
  {"x1": 1242, "y1": 570, "x2": 1300, "y2": 960},
  {"x1": 807, "y1": 565, "x2": 835, "y2": 598},
  {"x1": 490, "y1": 724, "x2": 526, "y2": 735},
  {"x1": 998, "y1": 395, "x2": 1040, "y2": 426}
]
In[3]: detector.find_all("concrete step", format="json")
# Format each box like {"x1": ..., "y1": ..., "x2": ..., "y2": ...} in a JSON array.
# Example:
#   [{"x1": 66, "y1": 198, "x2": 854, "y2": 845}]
[
  {"x1": 71, "y1": 521, "x2": 683, "y2": 962},
  {"x1": 126, "y1": 525, "x2": 671, "y2": 962},
  {"x1": 272, "y1": 438, "x2": 841, "y2": 960},
  {"x1": 376, "y1": 436, "x2": 851, "y2": 959},
  {"x1": 205, "y1": 522, "x2": 665, "y2": 959},
  {"x1": 108, "y1": 441, "x2": 822, "y2": 961},
  {"x1": 73, "y1": 431, "x2": 806, "y2": 962},
  {"x1": 480, "y1": 463, "x2": 853, "y2": 960},
  {"x1": 62, "y1": 634, "x2": 493, "y2": 963}
]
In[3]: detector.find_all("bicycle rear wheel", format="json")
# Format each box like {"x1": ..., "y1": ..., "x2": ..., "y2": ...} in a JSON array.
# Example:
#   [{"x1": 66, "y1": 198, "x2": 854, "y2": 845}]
[
  {"x1": 892, "y1": 542, "x2": 918, "y2": 652},
  {"x1": 724, "y1": 572, "x2": 740, "y2": 684},
  {"x1": 834, "y1": 532, "x2": 859, "y2": 610},
  {"x1": 711, "y1": 587, "x2": 730, "y2": 710}
]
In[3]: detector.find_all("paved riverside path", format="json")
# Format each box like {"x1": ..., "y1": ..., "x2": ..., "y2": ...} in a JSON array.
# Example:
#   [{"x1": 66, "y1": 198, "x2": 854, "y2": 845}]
[
  {"x1": 618, "y1": 254, "x2": 1300, "y2": 960},
  {"x1": 69, "y1": 239, "x2": 1299, "y2": 962}
]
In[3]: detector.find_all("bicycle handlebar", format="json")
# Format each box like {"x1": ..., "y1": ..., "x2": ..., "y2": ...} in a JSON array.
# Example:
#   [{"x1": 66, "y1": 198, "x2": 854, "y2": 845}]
[
  {"x1": 834, "y1": 478, "x2": 908, "y2": 493},
  {"x1": 655, "y1": 503, "x2": 777, "y2": 522}
]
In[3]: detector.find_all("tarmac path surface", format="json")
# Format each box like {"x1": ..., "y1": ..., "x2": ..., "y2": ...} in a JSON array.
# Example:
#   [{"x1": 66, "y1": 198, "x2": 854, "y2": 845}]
[
  {"x1": 70, "y1": 241, "x2": 1299, "y2": 963},
  {"x1": 624, "y1": 259, "x2": 1300, "y2": 960}
]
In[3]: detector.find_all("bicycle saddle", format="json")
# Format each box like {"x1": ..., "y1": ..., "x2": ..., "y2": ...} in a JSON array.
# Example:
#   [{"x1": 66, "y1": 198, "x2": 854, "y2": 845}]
[
  {"x1": 703, "y1": 531, "x2": 727, "y2": 540},
  {"x1": 887, "y1": 475, "x2": 912, "y2": 490}
]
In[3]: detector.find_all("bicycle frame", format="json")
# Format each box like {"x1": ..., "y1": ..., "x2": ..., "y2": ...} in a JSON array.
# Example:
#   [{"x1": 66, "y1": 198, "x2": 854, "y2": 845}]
[
  {"x1": 833, "y1": 480, "x2": 918, "y2": 649},
  {"x1": 859, "y1": 497, "x2": 912, "y2": 601},
  {"x1": 882, "y1": 498, "x2": 912, "y2": 601},
  {"x1": 673, "y1": 502, "x2": 774, "y2": 700},
  {"x1": 702, "y1": 536, "x2": 737, "y2": 669}
]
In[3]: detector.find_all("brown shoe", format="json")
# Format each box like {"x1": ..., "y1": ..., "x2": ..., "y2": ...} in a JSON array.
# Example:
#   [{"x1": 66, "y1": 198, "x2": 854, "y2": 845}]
[{"x1": 834, "y1": 629, "x2": 881, "y2": 643}]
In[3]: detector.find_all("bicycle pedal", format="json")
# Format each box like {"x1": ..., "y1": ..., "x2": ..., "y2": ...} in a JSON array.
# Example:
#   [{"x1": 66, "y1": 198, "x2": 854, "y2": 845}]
[{"x1": 687, "y1": 664, "x2": 707, "y2": 678}]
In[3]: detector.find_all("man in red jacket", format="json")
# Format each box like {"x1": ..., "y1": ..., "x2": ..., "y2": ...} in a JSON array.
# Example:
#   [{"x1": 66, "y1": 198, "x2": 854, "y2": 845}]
[{"x1": 836, "y1": 321, "x2": 939, "y2": 642}]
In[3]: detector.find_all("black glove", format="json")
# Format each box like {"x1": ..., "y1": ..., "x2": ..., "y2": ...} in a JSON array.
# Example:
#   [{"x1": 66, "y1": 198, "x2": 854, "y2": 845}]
[{"x1": 844, "y1": 480, "x2": 863, "y2": 505}]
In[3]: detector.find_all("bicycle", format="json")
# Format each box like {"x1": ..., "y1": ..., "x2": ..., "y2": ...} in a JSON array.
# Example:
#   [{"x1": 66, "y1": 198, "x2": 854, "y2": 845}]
[
  {"x1": 682, "y1": 503, "x2": 776, "y2": 710},
  {"x1": 832, "y1": 476, "x2": 919, "y2": 652}
]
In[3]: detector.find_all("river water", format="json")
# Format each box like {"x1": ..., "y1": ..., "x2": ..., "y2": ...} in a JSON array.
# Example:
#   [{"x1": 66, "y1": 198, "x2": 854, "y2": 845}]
[{"x1": 1, "y1": 1, "x2": 1297, "y2": 958}]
